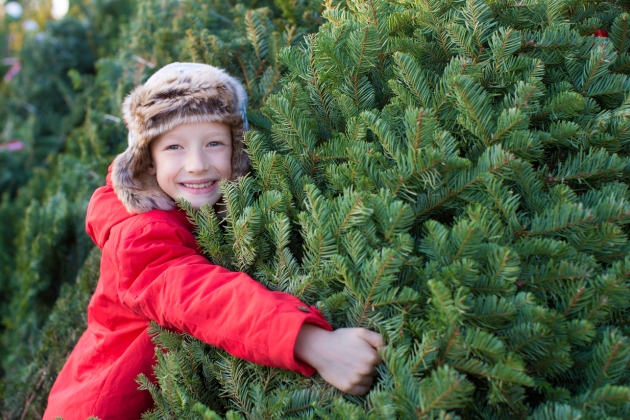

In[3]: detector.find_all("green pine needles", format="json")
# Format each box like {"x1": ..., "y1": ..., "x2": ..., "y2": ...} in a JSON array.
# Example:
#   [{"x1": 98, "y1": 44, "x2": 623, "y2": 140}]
[
  {"x1": 1, "y1": 0, "x2": 331, "y2": 417},
  {"x1": 151, "y1": 0, "x2": 630, "y2": 418}
]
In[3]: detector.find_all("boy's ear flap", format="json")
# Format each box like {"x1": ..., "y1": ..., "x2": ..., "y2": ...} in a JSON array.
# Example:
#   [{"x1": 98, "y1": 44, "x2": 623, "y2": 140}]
[{"x1": 147, "y1": 161, "x2": 156, "y2": 176}]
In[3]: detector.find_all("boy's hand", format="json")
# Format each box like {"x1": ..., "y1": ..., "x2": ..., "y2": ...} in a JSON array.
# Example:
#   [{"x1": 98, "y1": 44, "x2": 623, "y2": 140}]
[{"x1": 294, "y1": 324, "x2": 383, "y2": 395}]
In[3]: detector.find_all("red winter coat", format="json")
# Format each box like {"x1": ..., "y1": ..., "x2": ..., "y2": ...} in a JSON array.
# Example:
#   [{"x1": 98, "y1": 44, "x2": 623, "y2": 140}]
[{"x1": 43, "y1": 167, "x2": 331, "y2": 419}]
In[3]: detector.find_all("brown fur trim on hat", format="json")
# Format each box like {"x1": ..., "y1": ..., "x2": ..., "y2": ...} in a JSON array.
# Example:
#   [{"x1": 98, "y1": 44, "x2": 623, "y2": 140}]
[
  {"x1": 112, "y1": 147, "x2": 176, "y2": 213},
  {"x1": 112, "y1": 63, "x2": 250, "y2": 214}
]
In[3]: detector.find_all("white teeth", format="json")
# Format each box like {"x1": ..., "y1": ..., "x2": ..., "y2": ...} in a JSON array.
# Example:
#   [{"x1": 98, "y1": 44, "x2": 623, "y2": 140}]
[{"x1": 183, "y1": 181, "x2": 214, "y2": 189}]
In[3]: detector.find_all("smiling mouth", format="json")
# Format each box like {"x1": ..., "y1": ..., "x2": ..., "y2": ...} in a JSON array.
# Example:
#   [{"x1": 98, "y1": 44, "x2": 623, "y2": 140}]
[{"x1": 182, "y1": 181, "x2": 215, "y2": 189}]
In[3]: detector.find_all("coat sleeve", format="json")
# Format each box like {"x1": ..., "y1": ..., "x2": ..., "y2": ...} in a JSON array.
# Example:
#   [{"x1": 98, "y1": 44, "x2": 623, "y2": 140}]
[{"x1": 115, "y1": 216, "x2": 332, "y2": 376}]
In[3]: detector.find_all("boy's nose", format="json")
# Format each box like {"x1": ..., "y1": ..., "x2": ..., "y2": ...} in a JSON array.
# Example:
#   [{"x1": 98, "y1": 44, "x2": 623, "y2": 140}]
[{"x1": 184, "y1": 151, "x2": 210, "y2": 173}]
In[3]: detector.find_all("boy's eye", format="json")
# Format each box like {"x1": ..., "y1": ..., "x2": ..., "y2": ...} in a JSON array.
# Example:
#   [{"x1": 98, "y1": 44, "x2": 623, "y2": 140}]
[
  {"x1": 208, "y1": 141, "x2": 220, "y2": 147},
  {"x1": 166, "y1": 145, "x2": 180, "y2": 150}
]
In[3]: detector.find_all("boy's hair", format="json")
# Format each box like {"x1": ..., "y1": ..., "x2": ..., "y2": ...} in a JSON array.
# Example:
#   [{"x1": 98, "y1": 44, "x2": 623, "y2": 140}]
[{"x1": 112, "y1": 63, "x2": 250, "y2": 214}]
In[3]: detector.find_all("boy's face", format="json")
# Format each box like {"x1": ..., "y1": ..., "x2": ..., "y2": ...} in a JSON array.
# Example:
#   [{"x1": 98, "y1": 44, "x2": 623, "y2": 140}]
[{"x1": 149, "y1": 121, "x2": 232, "y2": 210}]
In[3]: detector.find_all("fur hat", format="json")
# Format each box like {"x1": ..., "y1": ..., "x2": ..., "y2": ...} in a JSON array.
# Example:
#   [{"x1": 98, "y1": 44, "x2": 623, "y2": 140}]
[{"x1": 112, "y1": 62, "x2": 250, "y2": 214}]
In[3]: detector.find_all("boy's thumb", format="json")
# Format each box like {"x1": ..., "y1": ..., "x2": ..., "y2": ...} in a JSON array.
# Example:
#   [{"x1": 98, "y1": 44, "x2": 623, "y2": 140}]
[{"x1": 359, "y1": 329, "x2": 384, "y2": 349}]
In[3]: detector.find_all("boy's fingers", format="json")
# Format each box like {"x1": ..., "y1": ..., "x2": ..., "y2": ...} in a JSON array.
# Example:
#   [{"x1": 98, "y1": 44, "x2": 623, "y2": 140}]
[
  {"x1": 356, "y1": 376, "x2": 373, "y2": 386},
  {"x1": 359, "y1": 329, "x2": 384, "y2": 349},
  {"x1": 347, "y1": 385, "x2": 371, "y2": 396}
]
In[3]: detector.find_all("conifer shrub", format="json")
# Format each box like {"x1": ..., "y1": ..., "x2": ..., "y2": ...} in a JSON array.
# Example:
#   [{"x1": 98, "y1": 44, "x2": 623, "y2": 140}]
[
  {"x1": 142, "y1": 0, "x2": 630, "y2": 418},
  {"x1": 0, "y1": 4, "x2": 135, "y2": 417},
  {"x1": 0, "y1": 0, "x2": 330, "y2": 417},
  {"x1": 0, "y1": 3, "x2": 138, "y2": 365},
  {"x1": 0, "y1": 248, "x2": 101, "y2": 420},
  {"x1": 1, "y1": 17, "x2": 96, "y2": 197},
  {"x1": 0, "y1": 156, "x2": 103, "y2": 358},
  {"x1": 0, "y1": 0, "x2": 138, "y2": 197}
]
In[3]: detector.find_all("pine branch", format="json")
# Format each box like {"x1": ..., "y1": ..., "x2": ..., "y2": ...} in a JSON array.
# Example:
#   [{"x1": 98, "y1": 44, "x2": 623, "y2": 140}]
[
  {"x1": 415, "y1": 366, "x2": 474, "y2": 416},
  {"x1": 592, "y1": 340, "x2": 623, "y2": 390},
  {"x1": 562, "y1": 286, "x2": 587, "y2": 318},
  {"x1": 302, "y1": 41, "x2": 340, "y2": 128},
  {"x1": 333, "y1": 194, "x2": 365, "y2": 238},
  {"x1": 545, "y1": 148, "x2": 629, "y2": 184},
  {"x1": 611, "y1": 13, "x2": 630, "y2": 54},
  {"x1": 527, "y1": 203, "x2": 595, "y2": 237},
  {"x1": 393, "y1": 53, "x2": 433, "y2": 109},
  {"x1": 450, "y1": 76, "x2": 497, "y2": 145},
  {"x1": 245, "y1": 10, "x2": 268, "y2": 61},
  {"x1": 355, "y1": 237, "x2": 411, "y2": 327},
  {"x1": 580, "y1": 385, "x2": 630, "y2": 410},
  {"x1": 490, "y1": 27, "x2": 521, "y2": 75},
  {"x1": 416, "y1": 146, "x2": 515, "y2": 219}
]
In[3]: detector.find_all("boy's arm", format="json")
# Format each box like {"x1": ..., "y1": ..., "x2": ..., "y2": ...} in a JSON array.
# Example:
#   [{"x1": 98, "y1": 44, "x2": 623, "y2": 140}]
[{"x1": 116, "y1": 215, "x2": 331, "y2": 375}]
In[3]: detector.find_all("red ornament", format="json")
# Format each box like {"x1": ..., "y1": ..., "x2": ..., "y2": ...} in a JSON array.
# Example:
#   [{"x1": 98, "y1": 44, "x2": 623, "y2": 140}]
[{"x1": 593, "y1": 29, "x2": 609, "y2": 38}]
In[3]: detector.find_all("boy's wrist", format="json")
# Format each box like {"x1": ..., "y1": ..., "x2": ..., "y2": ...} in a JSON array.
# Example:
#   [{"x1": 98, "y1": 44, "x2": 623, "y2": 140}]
[{"x1": 294, "y1": 323, "x2": 329, "y2": 370}]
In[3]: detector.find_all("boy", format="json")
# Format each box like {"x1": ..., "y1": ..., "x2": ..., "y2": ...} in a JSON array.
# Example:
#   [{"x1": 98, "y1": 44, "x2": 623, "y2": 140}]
[{"x1": 43, "y1": 63, "x2": 383, "y2": 419}]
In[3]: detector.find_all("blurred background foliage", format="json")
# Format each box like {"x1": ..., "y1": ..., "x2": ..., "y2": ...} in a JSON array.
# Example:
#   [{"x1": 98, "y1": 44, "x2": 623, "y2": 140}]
[{"x1": 0, "y1": 0, "x2": 329, "y2": 417}]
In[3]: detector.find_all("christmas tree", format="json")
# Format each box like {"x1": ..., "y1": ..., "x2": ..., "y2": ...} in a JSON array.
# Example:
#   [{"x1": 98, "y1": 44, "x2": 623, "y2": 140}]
[{"x1": 141, "y1": 0, "x2": 630, "y2": 418}]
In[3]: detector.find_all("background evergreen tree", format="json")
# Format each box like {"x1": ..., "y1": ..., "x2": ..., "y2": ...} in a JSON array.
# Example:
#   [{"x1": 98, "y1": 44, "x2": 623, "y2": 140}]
[
  {"x1": 0, "y1": 3, "x2": 135, "y2": 416},
  {"x1": 141, "y1": 0, "x2": 630, "y2": 418},
  {"x1": 0, "y1": 0, "x2": 328, "y2": 418}
]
